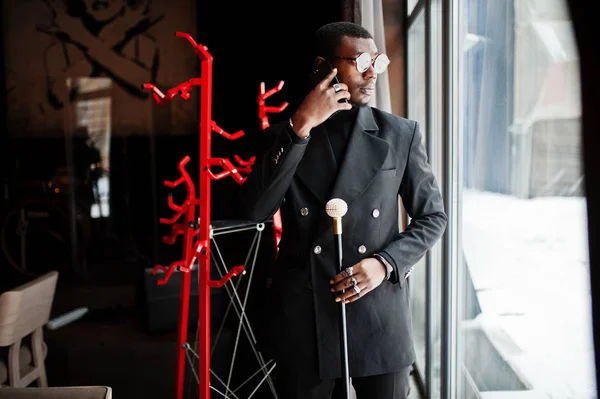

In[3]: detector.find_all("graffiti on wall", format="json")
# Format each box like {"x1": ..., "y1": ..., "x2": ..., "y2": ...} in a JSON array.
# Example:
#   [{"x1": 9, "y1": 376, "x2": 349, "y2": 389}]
[
  {"x1": 4, "y1": 0, "x2": 198, "y2": 136},
  {"x1": 37, "y1": 0, "x2": 163, "y2": 107}
]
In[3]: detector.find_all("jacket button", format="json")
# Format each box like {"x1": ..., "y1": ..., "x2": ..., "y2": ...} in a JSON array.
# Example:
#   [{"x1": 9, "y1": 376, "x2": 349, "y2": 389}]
[
  {"x1": 313, "y1": 245, "x2": 322, "y2": 254},
  {"x1": 307, "y1": 280, "x2": 313, "y2": 290},
  {"x1": 372, "y1": 209, "x2": 380, "y2": 218},
  {"x1": 358, "y1": 245, "x2": 367, "y2": 254},
  {"x1": 300, "y1": 207, "x2": 309, "y2": 216}
]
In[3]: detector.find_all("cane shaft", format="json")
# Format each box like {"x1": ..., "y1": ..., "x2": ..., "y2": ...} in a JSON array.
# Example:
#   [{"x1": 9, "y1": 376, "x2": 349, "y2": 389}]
[{"x1": 334, "y1": 231, "x2": 351, "y2": 398}]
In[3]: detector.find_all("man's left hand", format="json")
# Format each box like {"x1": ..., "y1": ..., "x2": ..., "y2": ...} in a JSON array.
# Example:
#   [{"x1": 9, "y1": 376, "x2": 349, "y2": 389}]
[{"x1": 329, "y1": 257, "x2": 387, "y2": 304}]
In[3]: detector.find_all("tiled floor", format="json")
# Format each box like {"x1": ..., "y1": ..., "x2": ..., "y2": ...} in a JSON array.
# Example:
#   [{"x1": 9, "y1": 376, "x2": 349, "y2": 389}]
[
  {"x1": 45, "y1": 295, "x2": 425, "y2": 398},
  {"x1": 15, "y1": 256, "x2": 426, "y2": 399}
]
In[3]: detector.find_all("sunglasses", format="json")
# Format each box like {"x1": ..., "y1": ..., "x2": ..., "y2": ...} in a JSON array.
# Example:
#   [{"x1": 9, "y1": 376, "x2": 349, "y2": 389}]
[{"x1": 332, "y1": 52, "x2": 390, "y2": 74}]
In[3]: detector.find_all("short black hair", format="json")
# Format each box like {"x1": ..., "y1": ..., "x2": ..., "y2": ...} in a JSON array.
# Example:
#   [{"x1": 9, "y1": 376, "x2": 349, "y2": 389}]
[{"x1": 314, "y1": 21, "x2": 373, "y2": 59}]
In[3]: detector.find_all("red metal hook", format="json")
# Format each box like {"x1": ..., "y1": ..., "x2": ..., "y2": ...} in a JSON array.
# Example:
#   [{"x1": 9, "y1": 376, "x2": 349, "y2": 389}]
[
  {"x1": 258, "y1": 81, "x2": 289, "y2": 129},
  {"x1": 208, "y1": 266, "x2": 246, "y2": 288},
  {"x1": 151, "y1": 260, "x2": 188, "y2": 285},
  {"x1": 232, "y1": 155, "x2": 256, "y2": 175},
  {"x1": 160, "y1": 156, "x2": 197, "y2": 225},
  {"x1": 211, "y1": 122, "x2": 245, "y2": 140},
  {"x1": 206, "y1": 158, "x2": 246, "y2": 184}
]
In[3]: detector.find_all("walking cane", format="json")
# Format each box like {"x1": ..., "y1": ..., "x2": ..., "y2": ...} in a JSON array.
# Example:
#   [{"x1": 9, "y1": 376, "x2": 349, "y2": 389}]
[{"x1": 326, "y1": 198, "x2": 351, "y2": 399}]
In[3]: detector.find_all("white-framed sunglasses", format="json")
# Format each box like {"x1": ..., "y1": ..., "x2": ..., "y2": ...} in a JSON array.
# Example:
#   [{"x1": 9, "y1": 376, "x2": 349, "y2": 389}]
[{"x1": 333, "y1": 52, "x2": 390, "y2": 74}]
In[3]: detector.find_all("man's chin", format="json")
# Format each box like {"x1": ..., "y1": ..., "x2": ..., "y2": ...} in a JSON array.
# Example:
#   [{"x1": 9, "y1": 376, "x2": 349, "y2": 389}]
[{"x1": 352, "y1": 98, "x2": 371, "y2": 107}]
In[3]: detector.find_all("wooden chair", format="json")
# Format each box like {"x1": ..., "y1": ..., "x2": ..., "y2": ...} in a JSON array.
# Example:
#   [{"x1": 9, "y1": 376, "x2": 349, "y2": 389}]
[{"x1": 0, "y1": 272, "x2": 58, "y2": 388}]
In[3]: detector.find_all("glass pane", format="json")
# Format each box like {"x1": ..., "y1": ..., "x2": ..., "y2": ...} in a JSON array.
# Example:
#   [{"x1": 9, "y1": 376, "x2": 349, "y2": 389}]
[
  {"x1": 72, "y1": 77, "x2": 112, "y2": 220},
  {"x1": 429, "y1": 0, "x2": 444, "y2": 396},
  {"x1": 407, "y1": 9, "x2": 428, "y2": 383},
  {"x1": 456, "y1": 0, "x2": 596, "y2": 397},
  {"x1": 408, "y1": 0, "x2": 420, "y2": 17}
]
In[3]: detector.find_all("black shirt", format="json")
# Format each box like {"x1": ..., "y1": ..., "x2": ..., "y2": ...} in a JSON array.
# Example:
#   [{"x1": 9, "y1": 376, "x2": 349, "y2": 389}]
[{"x1": 323, "y1": 106, "x2": 359, "y2": 168}]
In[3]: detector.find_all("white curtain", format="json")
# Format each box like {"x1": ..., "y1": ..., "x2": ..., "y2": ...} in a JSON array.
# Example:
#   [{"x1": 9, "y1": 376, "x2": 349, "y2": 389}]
[{"x1": 361, "y1": 0, "x2": 392, "y2": 113}]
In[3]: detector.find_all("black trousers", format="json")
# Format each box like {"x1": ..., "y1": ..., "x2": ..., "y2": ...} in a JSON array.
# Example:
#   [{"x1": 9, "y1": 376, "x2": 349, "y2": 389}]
[{"x1": 274, "y1": 366, "x2": 412, "y2": 399}]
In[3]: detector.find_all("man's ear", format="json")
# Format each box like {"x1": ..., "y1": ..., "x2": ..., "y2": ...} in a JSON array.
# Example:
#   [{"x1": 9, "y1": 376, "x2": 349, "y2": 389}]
[{"x1": 314, "y1": 56, "x2": 327, "y2": 70}]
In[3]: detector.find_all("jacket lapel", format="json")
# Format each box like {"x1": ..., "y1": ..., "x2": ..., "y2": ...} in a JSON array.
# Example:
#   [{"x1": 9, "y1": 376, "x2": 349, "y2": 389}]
[
  {"x1": 315, "y1": 107, "x2": 390, "y2": 242},
  {"x1": 329, "y1": 106, "x2": 389, "y2": 207}
]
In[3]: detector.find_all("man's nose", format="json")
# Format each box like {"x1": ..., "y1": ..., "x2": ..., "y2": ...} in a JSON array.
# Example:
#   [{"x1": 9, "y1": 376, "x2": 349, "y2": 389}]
[{"x1": 364, "y1": 65, "x2": 377, "y2": 79}]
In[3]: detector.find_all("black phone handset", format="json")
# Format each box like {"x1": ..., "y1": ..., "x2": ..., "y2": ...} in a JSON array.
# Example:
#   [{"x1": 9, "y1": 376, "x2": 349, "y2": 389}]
[{"x1": 309, "y1": 60, "x2": 349, "y2": 119}]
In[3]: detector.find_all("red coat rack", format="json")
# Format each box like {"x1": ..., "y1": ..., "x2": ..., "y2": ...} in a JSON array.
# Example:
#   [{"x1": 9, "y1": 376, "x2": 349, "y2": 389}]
[
  {"x1": 143, "y1": 31, "x2": 286, "y2": 399},
  {"x1": 257, "y1": 81, "x2": 287, "y2": 254}
]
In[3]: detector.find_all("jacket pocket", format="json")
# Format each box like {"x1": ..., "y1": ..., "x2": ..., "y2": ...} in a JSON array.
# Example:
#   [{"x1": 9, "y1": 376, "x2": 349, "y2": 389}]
[{"x1": 378, "y1": 168, "x2": 397, "y2": 178}]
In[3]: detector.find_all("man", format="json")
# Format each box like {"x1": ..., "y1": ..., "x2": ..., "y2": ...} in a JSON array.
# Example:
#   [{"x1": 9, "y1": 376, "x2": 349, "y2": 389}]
[{"x1": 240, "y1": 21, "x2": 447, "y2": 398}]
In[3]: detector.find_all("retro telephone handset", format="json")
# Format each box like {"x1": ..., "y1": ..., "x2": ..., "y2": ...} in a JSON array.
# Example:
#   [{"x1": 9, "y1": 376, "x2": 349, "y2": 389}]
[{"x1": 309, "y1": 60, "x2": 350, "y2": 120}]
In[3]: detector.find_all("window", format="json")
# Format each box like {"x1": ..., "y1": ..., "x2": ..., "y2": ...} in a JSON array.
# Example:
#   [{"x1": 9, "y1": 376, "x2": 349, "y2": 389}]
[
  {"x1": 455, "y1": 0, "x2": 596, "y2": 397},
  {"x1": 408, "y1": 0, "x2": 420, "y2": 17},
  {"x1": 73, "y1": 77, "x2": 112, "y2": 219},
  {"x1": 407, "y1": 8, "x2": 428, "y2": 385}
]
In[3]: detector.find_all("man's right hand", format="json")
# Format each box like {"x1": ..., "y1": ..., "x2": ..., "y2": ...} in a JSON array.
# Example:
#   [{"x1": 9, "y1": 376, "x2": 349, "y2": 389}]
[{"x1": 290, "y1": 68, "x2": 353, "y2": 139}]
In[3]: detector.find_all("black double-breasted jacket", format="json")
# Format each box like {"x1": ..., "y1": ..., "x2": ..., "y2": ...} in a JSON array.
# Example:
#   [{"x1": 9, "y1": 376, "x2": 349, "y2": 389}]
[{"x1": 240, "y1": 106, "x2": 447, "y2": 380}]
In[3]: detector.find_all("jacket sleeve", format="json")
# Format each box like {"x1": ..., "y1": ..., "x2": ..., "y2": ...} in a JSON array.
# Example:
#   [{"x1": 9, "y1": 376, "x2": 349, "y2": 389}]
[
  {"x1": 379, "y1": 121, "x2": 447, "y2": 287},
  {"x1": 239, "y1": 120, "x2": 311, "y2": 222}
]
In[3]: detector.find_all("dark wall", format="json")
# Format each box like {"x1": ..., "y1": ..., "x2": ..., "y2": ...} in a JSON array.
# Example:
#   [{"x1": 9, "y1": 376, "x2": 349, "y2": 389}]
[
  {"x1": 0, "y1": 0, "x2": 344, "y2": 278},
  {"x1": 0, "y1": 2, "x2": 7, "y2": 210},
  {"x1": 198, "y1": 1, "x2": 342, "y2": 222}
]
